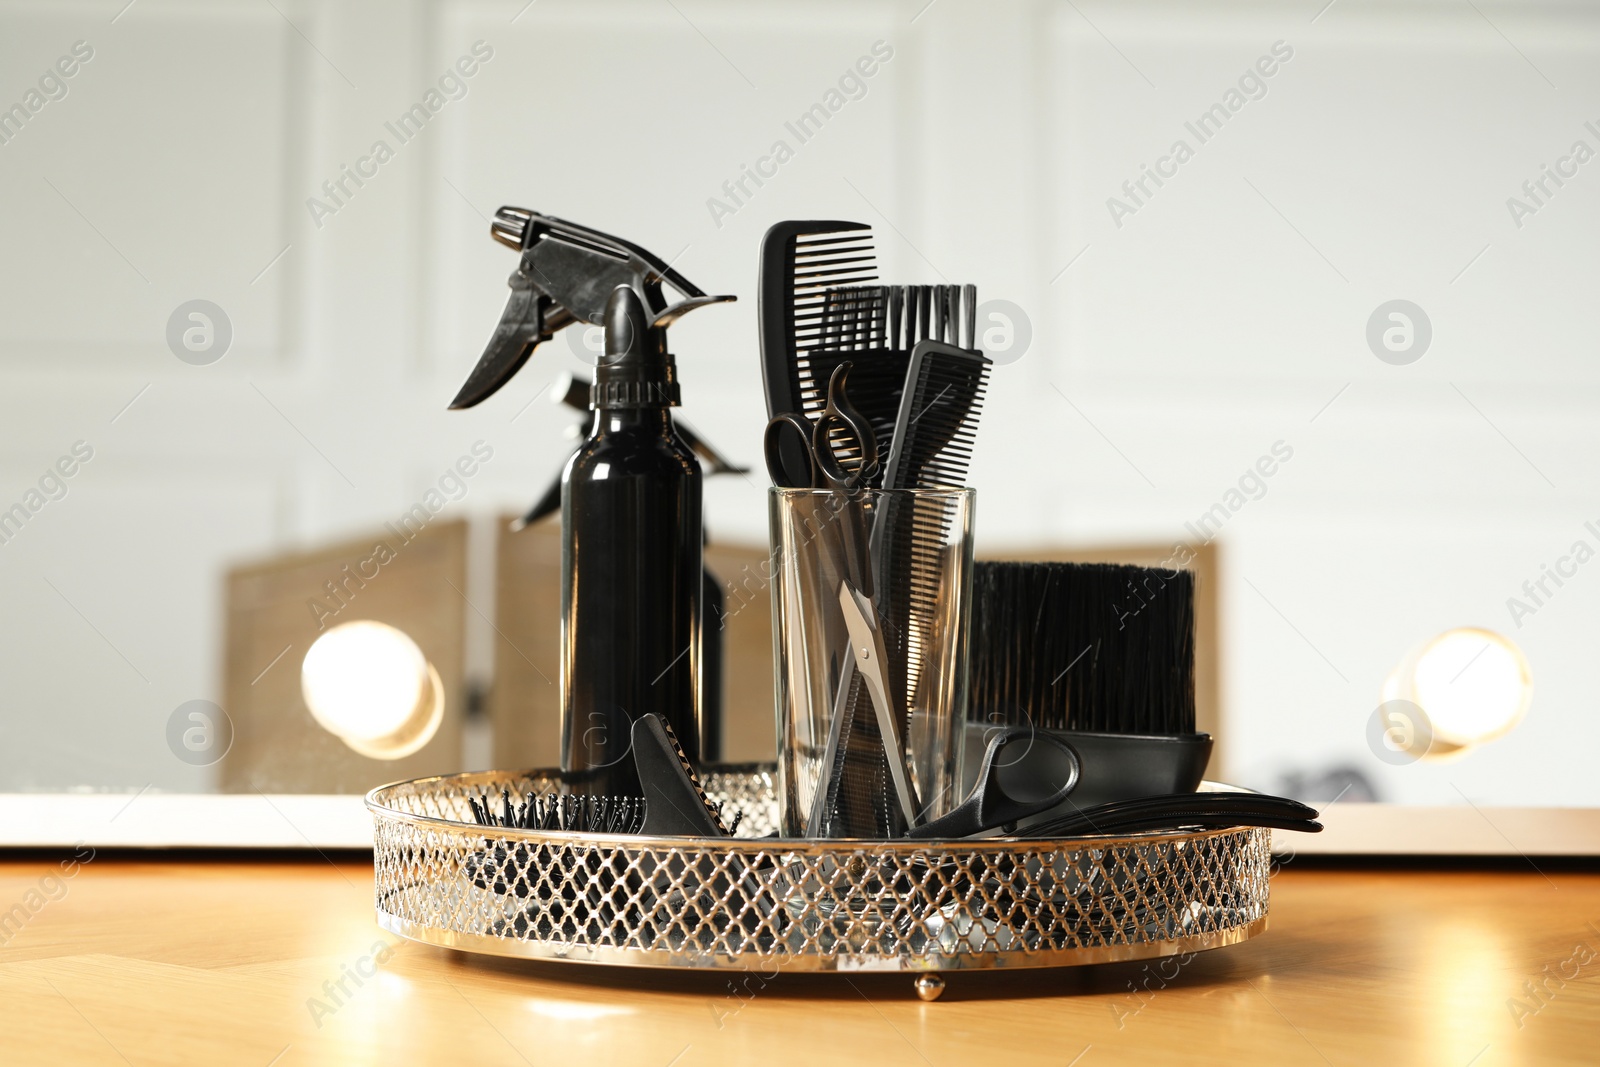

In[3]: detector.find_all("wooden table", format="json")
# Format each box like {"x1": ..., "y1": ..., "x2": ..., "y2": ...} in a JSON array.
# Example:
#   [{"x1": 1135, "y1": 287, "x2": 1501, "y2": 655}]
[{"x1": 1, "y1": 854, "x2": 1595, "y2": 1065}]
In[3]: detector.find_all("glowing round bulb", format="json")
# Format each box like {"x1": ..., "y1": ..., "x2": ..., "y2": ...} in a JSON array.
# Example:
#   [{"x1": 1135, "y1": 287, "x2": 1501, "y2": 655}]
[
  {"x1": 1383, "y1": 627, "x2": 1531, "y2": 758},
  {"x1": 301, "y1": 621, "x2": 443, "y2": 760},
  {"x1": 1411, "y1": 629, "x2": 1530, "y2": 747}
]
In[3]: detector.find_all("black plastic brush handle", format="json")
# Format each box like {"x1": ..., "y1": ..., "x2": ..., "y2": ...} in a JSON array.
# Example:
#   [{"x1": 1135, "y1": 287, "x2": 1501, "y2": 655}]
[
  {"x1": 1033, "y1": 811, "x2": 1321, "y2": 835},
  {"x1": 632, "y1": 714, "x2": 729, "y2": 837},
  {"x1": 905, "y1": 727, "x2": 1080, "y2": 839}
]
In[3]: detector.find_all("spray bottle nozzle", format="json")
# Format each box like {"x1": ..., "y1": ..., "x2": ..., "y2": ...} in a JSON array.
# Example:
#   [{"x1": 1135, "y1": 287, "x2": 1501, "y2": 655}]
[
  {"x1": 449, "y1": 209, "x2": 734, "y2": 410},
  {"x1": 594, "y1": 285, "x2": 678, "y2": 410}
]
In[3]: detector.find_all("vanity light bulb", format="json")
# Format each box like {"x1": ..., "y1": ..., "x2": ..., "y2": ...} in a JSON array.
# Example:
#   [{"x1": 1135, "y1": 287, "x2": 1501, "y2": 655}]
[
  {"x1": 1383, "y1": 627, "x2": 1532, "y2": 759},
  {"x1": 301, "y1": 621, "x2": 443, "y2": 760},
  {"x1": 1411, "y1": 629, "x2": 1531, "y2": 747}
]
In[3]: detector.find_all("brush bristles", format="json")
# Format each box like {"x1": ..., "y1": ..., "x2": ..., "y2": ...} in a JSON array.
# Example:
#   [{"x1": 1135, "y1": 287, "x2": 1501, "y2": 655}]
[
  {"x1": 468, "y1": 790, "x2": 648, "y2": 834},
  {"x1": 468, "y1": 788, "x2": 743, "y2": 837},
  {"x1": 968, "y1": 561, "x2": 1197, "y2": 735}
]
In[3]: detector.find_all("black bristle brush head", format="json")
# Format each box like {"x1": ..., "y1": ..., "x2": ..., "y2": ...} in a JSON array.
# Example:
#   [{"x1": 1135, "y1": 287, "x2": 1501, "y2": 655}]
[
  {"x1": 467, "y1": 789, "x2": 648, "y2": 834},
  {"x1": 465, "y1": 786, "x2": 742, "y2": 838},
  {"x1": 968, "y1": 561, "x2": 1197, "y2": 736}
]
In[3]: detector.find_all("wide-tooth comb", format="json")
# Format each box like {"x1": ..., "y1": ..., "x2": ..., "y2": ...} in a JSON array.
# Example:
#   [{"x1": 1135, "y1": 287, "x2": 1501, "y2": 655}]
[
  {"x1": 760, "y1": 223, "x2": 929, "y2": 494},
  {"x1": 760, "y1": 222, "x2": 882, "y2": 483},
  {"x1": 759, "y1": 221, "x2": 875, "y2": 411}
]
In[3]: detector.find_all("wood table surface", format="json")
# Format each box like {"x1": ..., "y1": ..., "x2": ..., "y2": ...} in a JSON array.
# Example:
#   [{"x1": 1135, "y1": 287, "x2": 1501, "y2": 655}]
[{"x1": 0, "y1": 853, "x2": 1595, "y2": 1066}]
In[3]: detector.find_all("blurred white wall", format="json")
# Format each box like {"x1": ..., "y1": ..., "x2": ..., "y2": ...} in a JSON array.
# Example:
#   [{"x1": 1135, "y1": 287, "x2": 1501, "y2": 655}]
[{"x1": 0, "y1": 0, "x2": 1596, "y2": 804}]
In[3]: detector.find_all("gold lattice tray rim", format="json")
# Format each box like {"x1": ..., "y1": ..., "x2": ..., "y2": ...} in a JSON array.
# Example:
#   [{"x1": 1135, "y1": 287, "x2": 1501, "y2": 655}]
[{"x1": 366, "y1": 768, "x2": 1271, "y2": 975}]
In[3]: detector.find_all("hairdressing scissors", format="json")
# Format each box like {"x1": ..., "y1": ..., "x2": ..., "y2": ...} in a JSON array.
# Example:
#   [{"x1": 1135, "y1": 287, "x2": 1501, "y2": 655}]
[
  {"x1": 764, "y1": 362, "x2": 877, "y2": 598},
  {"x1": 835, "y1": 580, "x2": 921, "y2": 828},
  {"x1": 763, "y1": 362, "x2": 879, "y2": 497}
]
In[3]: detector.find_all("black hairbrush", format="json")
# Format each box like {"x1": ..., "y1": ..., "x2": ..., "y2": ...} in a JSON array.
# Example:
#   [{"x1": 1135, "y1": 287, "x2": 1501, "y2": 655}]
[
  {"x1": 963, "y1": 560, "x2": 1208, "y2": 827},
  {"x1": 468, "y1": 789, "x2": 647, "y2": 834},
  {"x1": 464, "y1": 789, "x2": 646, "y2": 900},
  {"x1": 969, "y1": 561, "x2": 1197, "y2": 736}
]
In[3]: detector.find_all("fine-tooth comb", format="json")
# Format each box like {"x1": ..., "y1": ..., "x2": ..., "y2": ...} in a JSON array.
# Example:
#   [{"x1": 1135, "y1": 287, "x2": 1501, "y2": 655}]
[{"x1": 870, "y1": 339, "x2": 991, "y2": 743}]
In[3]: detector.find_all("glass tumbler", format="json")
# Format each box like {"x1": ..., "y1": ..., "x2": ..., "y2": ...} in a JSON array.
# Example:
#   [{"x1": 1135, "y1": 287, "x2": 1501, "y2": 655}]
[{"x1": 768, "y1": 487, "x2": 976, "y2": 838}]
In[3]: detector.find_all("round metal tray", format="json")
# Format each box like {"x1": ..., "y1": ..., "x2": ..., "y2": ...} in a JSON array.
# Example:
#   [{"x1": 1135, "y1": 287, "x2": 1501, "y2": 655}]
[{"x1": 367, "y1": 768, "x2": 1270, "y2": 982}]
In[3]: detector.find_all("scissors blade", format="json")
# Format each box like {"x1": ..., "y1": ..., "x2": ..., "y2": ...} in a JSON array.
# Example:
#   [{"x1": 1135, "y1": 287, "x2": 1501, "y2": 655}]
[{"x1": 838, "y1": 582, "x2": 921, "y2": 827}]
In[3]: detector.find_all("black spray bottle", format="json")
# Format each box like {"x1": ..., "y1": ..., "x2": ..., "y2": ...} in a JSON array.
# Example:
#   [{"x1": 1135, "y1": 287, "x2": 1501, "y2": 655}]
[
  {"x1": 562, "y1": 286, "x2": 700, "y2": 793},
  {"x1": 448, "y1": 209, "x2": 733, "y2": 789},
  {"x1": 509, "y1": 371, "x2": 749, "y2": 765}
]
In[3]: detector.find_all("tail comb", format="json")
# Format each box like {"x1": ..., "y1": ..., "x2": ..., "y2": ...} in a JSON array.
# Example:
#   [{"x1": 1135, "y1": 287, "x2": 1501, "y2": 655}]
[{"x1": 871, "y1": 341, "x2": 991, "y2": 723}]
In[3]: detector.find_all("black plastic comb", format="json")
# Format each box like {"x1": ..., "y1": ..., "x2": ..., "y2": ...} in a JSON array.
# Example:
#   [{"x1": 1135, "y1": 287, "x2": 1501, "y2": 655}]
[
  {"x1": 631, "y1": 714, "x2": 741, "y2": 837},
  {"x1": 870, "y1": 340, "x2": 991, "y2": 726},
  {"x1": 759, "y1": 224, "x2": 912, "y2": 489},
  {"x1": 878, "y1": 340, "x2": 990, "y2": 493},
  {"x1": 1016, "y1": 791, "x2": 1321, "y2": 838}
]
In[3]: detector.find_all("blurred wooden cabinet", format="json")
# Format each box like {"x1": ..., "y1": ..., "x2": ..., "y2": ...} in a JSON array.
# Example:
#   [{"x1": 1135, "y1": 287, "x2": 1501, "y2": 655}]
[
  {"x1": 220, "y1": 515, "x2": 1219, "y2": 788},
  {"x1": 220, "y1": 521, "x2": 466, "y2": 793}
]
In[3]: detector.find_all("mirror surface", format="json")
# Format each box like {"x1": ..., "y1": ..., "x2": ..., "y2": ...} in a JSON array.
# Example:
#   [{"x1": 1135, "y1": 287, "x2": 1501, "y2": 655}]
[{"x1": 2, "y1": 0, "x2": 1594, "y2": 812}]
